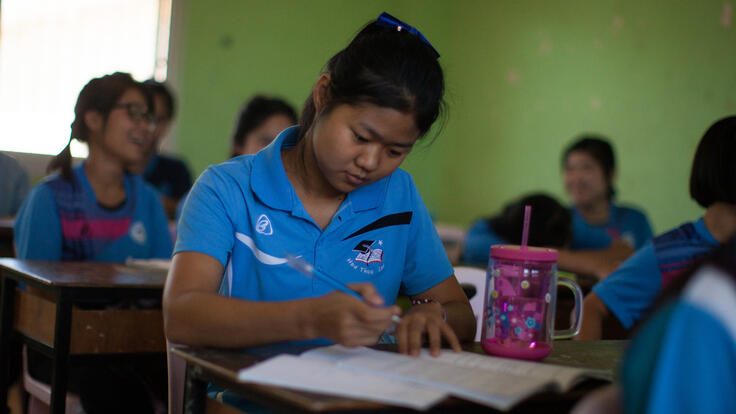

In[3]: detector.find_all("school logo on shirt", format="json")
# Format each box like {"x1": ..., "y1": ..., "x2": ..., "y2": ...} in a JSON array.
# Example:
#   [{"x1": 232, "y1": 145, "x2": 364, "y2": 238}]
[
  {"x1": 353, "y1": 240, "x2": 384, "y2": 264},
  {"x1": 255, "y1": 214, "x2": 273, "y2": 235},
  {"x1": 129, "y1": 221, "x2": 147, "y2": 245}
]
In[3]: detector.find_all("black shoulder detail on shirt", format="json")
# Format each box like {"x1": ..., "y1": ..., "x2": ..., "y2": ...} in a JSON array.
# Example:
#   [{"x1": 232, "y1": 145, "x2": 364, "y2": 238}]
[{"x1": 342, "y1": 212, "x2": 413, "y2": 241}]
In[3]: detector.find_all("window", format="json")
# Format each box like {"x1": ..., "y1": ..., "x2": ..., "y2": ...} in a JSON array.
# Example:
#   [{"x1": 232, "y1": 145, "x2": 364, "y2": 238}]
[{"x1": 0, "y1": 0, "x2": 171, "y2": 156}]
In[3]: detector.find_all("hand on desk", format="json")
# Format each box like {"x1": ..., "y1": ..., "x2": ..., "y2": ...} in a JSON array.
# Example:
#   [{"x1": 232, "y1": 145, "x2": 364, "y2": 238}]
[
  {"x1": 396, "y1": 301, "x2": 462, "y2": 357},
  {"x1": 308, "y1": 283, "x2": 401, "y2": 347}
]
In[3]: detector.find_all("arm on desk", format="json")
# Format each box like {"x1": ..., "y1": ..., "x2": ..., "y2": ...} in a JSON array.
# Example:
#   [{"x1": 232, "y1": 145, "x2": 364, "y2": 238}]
[
  {"x1": 576, "y1": 293, "x2": 610, "y2": 340},
  {"x1": 163, "y1": 251, "x2": 400, "y2": 348},
  {"x1": 557, "y1": 239, "x2": 634, "y2": 280}
]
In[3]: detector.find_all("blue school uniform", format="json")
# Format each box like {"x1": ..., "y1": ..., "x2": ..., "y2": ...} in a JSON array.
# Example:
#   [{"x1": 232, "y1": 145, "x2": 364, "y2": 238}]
[
  {"x1": 143, "y1": 153, "x2": 193, "y2": 200},
  {"x1": 14, "y1": 163, "x2": 172, "y2": 262},
  {"x1": 621, "y1": 265, "x2": 736, "y2": 414},
  {"x1": 176, "y1": 126, "x2": 453, "y2": 328},
  {"x1": 592, "y1": 218, "x2": 718, "y2": 329},
  {"x1": 462, "y1": 219, "x2": 506, "y2": 267},
  {"x1": 570, "y1": 204, "x2": 652, "y2": 250}
]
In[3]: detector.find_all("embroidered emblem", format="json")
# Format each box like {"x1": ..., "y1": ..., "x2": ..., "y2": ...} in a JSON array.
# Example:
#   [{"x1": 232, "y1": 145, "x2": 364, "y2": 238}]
[
  {"x1": 353, "y1": 240, "x2": 383, "y2": 264},
  {"x1": 129, "y1": 221, "x2": 147, "y2": 245},
  {"x1": 255, "y1": 214, "x2": 273, "y2": 235}
]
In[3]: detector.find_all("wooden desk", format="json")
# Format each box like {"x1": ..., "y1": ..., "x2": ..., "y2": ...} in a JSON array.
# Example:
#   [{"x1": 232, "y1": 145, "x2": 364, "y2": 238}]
[
  {"x1": 175, "y1": 340, "x2": 626, "y2": 414},
  {"x1": 0, "y1": 259, "x2": 168, "y2": 414}
]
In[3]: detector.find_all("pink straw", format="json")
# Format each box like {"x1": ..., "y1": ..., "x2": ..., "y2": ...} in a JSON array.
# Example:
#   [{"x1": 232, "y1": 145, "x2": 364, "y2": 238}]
[{"x1": 521, "y1": 205, "x2": 532, "y2": 249}]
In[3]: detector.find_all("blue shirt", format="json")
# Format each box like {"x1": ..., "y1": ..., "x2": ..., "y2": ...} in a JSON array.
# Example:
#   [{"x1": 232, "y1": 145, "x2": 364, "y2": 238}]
[
  {"x1": 593, "y1": 218, "x2": 718, "y2": 328},
  {"x1": 14, "y1": 163, "x2": 172, "y2": 262},
  {"x1": 462, "y1": 219, "x2": 505, "y2": 267},
  {"x1": 621, "y1": 266, "x2": 736, "y2": 414},
  {"x1": 176, "y1": 126, "x2": 453, "y2": 309},
  {"x1": 570, "y1": 204, "x2": 653, "y2": 250}
]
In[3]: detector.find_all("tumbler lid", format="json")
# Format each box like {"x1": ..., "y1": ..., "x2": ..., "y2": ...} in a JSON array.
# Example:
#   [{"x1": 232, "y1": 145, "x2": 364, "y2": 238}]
[{"x1": 490, "y1": 244, "x2": 558, "y2": 262}]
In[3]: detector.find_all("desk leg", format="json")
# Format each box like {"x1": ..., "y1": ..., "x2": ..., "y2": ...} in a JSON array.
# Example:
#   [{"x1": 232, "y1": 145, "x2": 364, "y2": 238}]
[
  {"x1": 50, "y1": 296, "x2": 72, "y2": 414},
  {"x1": 183, "y1": 364, "x2": 207, "y2": 414},
  {"x1": 0, "y1": 276, "x2": 17, "y2": 414}
]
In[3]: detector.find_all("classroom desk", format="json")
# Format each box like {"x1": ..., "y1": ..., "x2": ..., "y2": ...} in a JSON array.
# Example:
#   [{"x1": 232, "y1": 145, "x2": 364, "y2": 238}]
[
  {"x1": 175, "y1": 339, "x2": 627, "y2": 414},
  {"x1": 0, "y1": 259, "x2": 168, "y2": 414}
]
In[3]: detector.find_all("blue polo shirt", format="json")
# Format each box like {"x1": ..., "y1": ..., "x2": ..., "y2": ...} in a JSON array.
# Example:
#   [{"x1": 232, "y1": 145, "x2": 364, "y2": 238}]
[
  {"x1": 570, "y1": 204, "x2": 653, "y2": 250},
  {"x1": 593, "y1": 218, "x2": 718, "y2": 329},
  {"x1": 462, "y1": 219, "x2": 505, "y2": 267},
  {"x1": 175, "y1": 126, "x2": 453, "y2": 311}
]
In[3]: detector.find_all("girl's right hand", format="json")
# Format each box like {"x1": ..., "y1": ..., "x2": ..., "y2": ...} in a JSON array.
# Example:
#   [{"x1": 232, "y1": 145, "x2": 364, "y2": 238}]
[{"x1": 308, "y1": 283, "x2": 401, "y2": 347}]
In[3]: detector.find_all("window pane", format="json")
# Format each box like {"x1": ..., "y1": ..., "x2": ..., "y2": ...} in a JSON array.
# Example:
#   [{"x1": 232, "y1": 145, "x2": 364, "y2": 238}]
[{"x1": 0, "y1": 0, "x2": 168, "y2": 156}]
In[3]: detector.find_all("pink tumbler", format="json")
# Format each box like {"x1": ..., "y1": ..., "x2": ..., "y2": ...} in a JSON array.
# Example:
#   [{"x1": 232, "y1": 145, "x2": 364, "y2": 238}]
[{"x1": 481, "y1": 245, "x2": 583, "y2": 361}]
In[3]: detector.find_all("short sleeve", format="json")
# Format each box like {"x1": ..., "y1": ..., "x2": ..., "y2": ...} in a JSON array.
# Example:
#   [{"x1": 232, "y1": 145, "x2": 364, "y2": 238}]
[
  {"x1": 174, "y1": 167, "x2": 237, "y2": 268},
  {"x1": 14, "y1": 184, "x2": 62, "y2": 260},
  {"x1": 592, "y1": 242, "x2": 662, "y2": 328},
  {"x1": 400, "y1": 179, "x2": 453, "y2": 295}
]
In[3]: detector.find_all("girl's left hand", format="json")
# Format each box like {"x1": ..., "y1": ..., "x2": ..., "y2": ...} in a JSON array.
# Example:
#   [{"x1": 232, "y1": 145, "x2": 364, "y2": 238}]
[{"x1": 395, "y1": 302, "x2": 462, "y2": 357}]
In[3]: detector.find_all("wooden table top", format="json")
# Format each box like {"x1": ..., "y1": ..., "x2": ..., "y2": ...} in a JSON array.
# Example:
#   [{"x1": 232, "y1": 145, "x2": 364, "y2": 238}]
[
  {"x1": 0, "y1": 258, "x2": 167, "y2": 288},
  {"x1": 174, "y1": 340, "x2": 627, "y2": 412}
]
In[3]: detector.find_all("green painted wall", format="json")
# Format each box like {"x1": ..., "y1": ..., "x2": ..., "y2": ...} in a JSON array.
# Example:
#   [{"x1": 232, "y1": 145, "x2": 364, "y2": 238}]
[{"x1": 173, "y1": 0, "x2": 735, "y2": 234}]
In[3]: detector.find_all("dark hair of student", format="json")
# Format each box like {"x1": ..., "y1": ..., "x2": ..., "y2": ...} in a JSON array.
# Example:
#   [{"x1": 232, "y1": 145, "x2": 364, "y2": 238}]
[
  {"x1": 488, "y1": 193, "x2": 572, "y2": 248},
  {"x1": 231, "y1": 95, "x2": 297, "y2": 158},
  {"x1": 689, "y1": 115, "x2": 736, "y2": 208},
  {"x1": 143, "y1": 79, "x2": 176, "y2": 120},
  {"x1": 298, "y1": 14, "x2": 445, "y2": 142},
  {"x1": 47, "y1": 72, "x2": 151, "y2": 180},
  {"x1": 562, "y1": 135, "x2": 617, "y2": 200}
]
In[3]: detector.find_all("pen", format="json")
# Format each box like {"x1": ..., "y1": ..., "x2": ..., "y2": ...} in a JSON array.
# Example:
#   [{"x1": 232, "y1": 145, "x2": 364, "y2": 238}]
[{"x1": 285, "y1": 253, "x2": 402, "y2": 324}]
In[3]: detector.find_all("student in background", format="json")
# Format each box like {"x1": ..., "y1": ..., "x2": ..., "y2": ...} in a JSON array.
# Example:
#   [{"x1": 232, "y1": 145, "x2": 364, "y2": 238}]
[
  {"x1": 573, "y1": 238, "x2": 736, "y2": 414},
  {"x1": 165, "y1": 11, "x2": 475, "y2": 363},
  {"x1": 14, "y1": 72, "x2": 171, "y2": 414},
  {"x1": 230, "y1": 95, "x2": 297, "y2": 157},
  {"x1": 134, "y1": 79, "x2": 193, "y2": 219},
  {"x1": 0, "y1": 152, "x2": 30, "y2": 217},
  {"x1": 577, "y1": 116, "x2": 736, "y2": 340},
  {"x1": 462, "y1": 193, "x2": 572, "y2": 267},
  {"x1": 557, "y1": 136, "x2": 654, "y2": 279}
]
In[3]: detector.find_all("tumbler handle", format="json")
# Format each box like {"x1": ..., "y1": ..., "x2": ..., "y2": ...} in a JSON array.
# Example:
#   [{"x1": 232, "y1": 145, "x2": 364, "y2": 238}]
[{"x1": 552, "y1": 278, "x2": 583, "y2": 339}]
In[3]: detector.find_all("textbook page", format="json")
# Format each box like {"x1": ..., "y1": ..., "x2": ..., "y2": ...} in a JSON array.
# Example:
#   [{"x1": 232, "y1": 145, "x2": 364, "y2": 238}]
[
  {"x1": 237, "y1": 354, "x2": 447, "y2": 411},
  {"x1": 303, "y1": 345, "x2": 609, "y2": 411}
]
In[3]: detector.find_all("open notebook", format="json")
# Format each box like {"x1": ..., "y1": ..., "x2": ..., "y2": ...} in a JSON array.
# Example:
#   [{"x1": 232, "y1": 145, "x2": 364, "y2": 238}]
[{"x1": 237, "y1": 345, "x2": 610, "y2": 411}]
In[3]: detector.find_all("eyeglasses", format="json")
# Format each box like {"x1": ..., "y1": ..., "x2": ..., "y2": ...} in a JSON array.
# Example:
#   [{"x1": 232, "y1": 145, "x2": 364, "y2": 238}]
[
  {"x1": 112, "y1": 103, "x2": 157, "y2": 129},
  {"x1": 375, "y1": 12, "x2": 440, "y2": 59}
]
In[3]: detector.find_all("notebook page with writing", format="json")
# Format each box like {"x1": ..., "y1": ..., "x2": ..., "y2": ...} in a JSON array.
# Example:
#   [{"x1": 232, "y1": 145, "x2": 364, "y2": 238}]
[
  {"x1": 303, "y1": 345, "x2": 609, "y2": 411},
  {"x1": 237, "y1": 354, "x2": 446, "y2": 411}
]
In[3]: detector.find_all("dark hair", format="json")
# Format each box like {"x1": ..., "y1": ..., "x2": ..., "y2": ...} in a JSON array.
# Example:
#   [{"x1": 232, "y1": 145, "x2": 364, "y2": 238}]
[
  {"x1": 48, "y1": 72, "x2": 150, "y2": 179},
  {"x1": 689, "y1": 116, "x2": 736, "y2": 208},
  {"x1": 231, "y1": 95, "x2": 297, "y2": 157},
  {"x1": 488, "y1": 193, "x2": 572, "y2": 248},
  {"x1": 562, "y1": 135, "x2": 617, "y2": 200},
  {"x1": 298, "y1": 15, "x2": 445, "y2": 142},
  {"x1": 143, "y1": 79, "x2": 176, "y2": 120}
]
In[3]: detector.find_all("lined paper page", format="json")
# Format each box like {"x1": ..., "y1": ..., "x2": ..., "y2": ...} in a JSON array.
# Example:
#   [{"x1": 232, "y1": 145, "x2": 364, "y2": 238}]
[{"x1": 237, "y1": 354, "x2": 447, "y2": 411}]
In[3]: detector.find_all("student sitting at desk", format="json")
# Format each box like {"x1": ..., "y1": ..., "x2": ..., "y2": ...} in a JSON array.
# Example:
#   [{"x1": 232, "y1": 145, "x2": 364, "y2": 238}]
[
  {"x1": 577, "y1": 116, "x2": 736, "y2": 340},
  {"x1": 573, "y1": 238, "x2": 736, "y2": 414},
  {"x1": 14, "y1": 72, "x2": 172, "y2": 414},
  {"x1": 462, "y1": 193, "x2": 572, "y2": 267},
  {"x1": 557, "y1": 136, "x2": 654, "y2": 279},
  {"x1": 164, "y1": 12, "x2": 475, "y2": 359},
  {"x1": 230, "y1": 95, "x2": 297, "y2": 158}
]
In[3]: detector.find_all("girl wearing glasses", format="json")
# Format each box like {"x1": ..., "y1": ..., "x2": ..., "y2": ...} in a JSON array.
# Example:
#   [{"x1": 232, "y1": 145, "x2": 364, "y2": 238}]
[
  {"x1": 165, "y1": 12, "x2": 475, "y2": 363},
  {"x1": 15, "y1": 72, "x2": 172, "y2": 262},
  {"x1": 14, "y1": 72, "x2": 171, "y2": 414}
]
